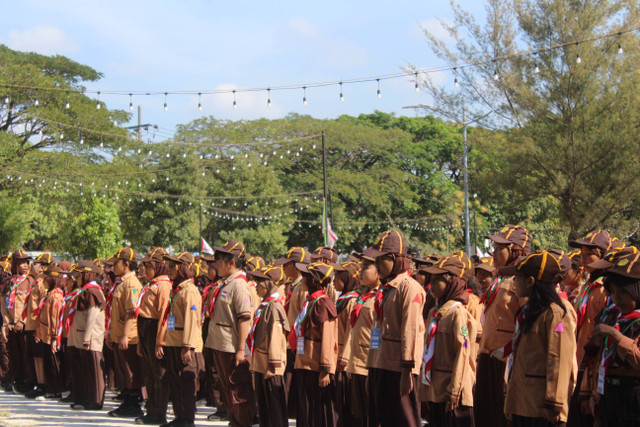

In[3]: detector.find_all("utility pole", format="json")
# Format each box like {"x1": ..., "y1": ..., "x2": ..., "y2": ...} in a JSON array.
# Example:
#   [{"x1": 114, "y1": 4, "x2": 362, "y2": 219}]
[
  {"x1": 125, "y1": 106, "x2": 158, "y2": 140},
  {"x1": 462, "y1": 101, "x2": 471, "y2": 256},
  {"x1": 322, "y1": 131, "x2": 328, "y2": 245},
  {"x1": 138, "y1": 105, "x2": 141, "y2": 142}
]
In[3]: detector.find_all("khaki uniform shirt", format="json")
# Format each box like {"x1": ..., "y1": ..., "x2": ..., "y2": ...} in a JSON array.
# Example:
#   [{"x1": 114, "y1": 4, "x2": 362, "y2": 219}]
[
  {"x1": 367, "y1": 272, "x2": 426, "y2": 375},
  {"x1": 7, "y1": 275, "x2": 35, "y2": 325},
  {"x1": 73, "y1": 305, "x2": 106, "y2": 351},
  {"x1": 504, "y1": 299, "x2": 577, "y2": 422},
  {"x1": 248, "y1": 280, "x2": 261, "y2": 316},
  {"x1": 294, "y1": 317, "x2": 339, "y2": 373},
  {"x1": 337, "y1": 298, "x2": 357, "y2": 369},
  {"x1": 137, "y1": 275, "x2": 172, "y2": 320},
  {"x1": 165, "y1": 279, "x2": 202, "y2": 351},
  {"x1": 424, "y1": 301, "x2": 478, "y2": 407},
  {"x1": 25, "y1": 277, "x2": 46, "y2": 331},
  {"x1": 287, "y1": 277, "x2": 307, "y2": 328},
  {"x1": 205, "y1": 271, "x2": 253, "y2": 353},
  {"x1": 575, "y1": 279, "x2": 606, "y2": 365},
  {"x1": 250, "y1": 302, "x2": 288, "y2": 375},
  {"x1": 478, "y1": 277, "x2": 524, "y2": 357},
  {"x1": 347, "y1": 288, "x2": 379, "y2": 377},
  {"x1": 109, "y1": 271, "x2": 141, "y2": 344},
  {"x1": 609, "y1": 334, "x2": 640, "y2": 378},
  {"x1": 35, "y1": 289, "x2": 64, "y2": 345}
]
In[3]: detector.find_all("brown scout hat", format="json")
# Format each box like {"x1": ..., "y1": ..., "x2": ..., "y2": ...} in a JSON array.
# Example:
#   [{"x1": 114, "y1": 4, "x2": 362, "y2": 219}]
[
  {"x1": 245, "y1": 255, "x2": 266, "y2": 272},
  {"x1": 103, "y1": 255, "x2": 116, "y2": 267},
  {"x1": 548, "y1": 249, "x2": 571, "y2": 282},
  {"x1": 34, "y1": 253, "x2": 53, "y2": 265},
  {"x1": 568, "y1": 249, "x2": 582, "y2": 267},
  {"x1": 274, "y1": 247, "x2": 311, "y2": 265},
  {"x1": 213, "y1": 240, "x2": 246, "y2": 259},
  {"x1": 44, "y1": 265, "x2": 65, "y2": 277},
  {"x1": 586, "y1": 245, "x2": 636, "y2": 272},
  {"x1": 569, "y1": 230, "x2": 612, "y2": 252},
  {"x1": 424, "y1": 251, "x2": 474, "y2": 280},
  {"x1": 163, "y1": 252, "x2": 194, "y2": 266},
  {"x1": 501, "y1": 250, "x2": 562, "y2": 283},
  {"x1": 113, "y1": 247, "x2": 137, "y2": 262},
  {"x1": 412, "y1": 254, "x2": 442, "y2": 268},
  {"x1": 487, "y1": 225, "x2": 531, "y2": 252},
  {"x1": 598, "y1": 246, "x2": 640, "y2": 279},
  {"x1": 247, "y1": 265, "x2": 287, "y2": 287},
  {"x1": 310, "y1": 246, "x2": 339, "y2": 264},
  {"x1": 71, "y1": 260, "x2": 103, "y2": 275},
  {"x1": 295, "y1": 262, "x2": 335, "y2": 286},
  {"x1": 474, "y1": 256, "x2": 495, "y2": 273},
  {"x1": 139, "y1": 247, "x2": 168, "y2": 263},
  {"x1": 0, "y1": 261, "x2": 10, "y2": 273},
  {"x1": 349, "y1": 251, "x2": 375, "y2": 262},
  {"x1": 11, "y1": 249, "x2": 32, "y2": 261},
  {"x1": 362, "y1": 230, "x2": 407, "y2": 259}
]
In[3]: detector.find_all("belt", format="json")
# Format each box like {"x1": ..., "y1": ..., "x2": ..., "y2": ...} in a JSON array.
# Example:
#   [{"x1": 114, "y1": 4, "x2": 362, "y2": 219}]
[{"x1": 606, "y1": 376, "x2": 640, "y2": 387}]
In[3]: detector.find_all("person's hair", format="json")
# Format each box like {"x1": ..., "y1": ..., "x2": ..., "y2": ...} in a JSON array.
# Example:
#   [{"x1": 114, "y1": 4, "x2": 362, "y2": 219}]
[
  {"x1": 467, "y1": 276, "x2": 482, "y2": 297},
  {"x1": 518, "y1": 279, "x2": 567, "y2": 334},
  {"x1": 507, "y1": 244, "x2": 529, "y2": 266},
  {"x1": 81, "y1": 271, "x2": 99, "y2": 285},
  {"x1": 173, "y1": 263, "x2": 194, "y2": 285},
  {"x1": 215, "y1": 252, "x2": 245, "y2": 269},
  {"x1": 150, "y1": 261, "x2": 169, "y2": 278},
  {"x1": 11, "y1": 258, "x2": 29, "y2": 276},
  {"x1": 194, "y1": 273, "x2": 212, "y2": 291},
  {"x1": 45, "y1": 275, "x2": 66, "y2": 290}
]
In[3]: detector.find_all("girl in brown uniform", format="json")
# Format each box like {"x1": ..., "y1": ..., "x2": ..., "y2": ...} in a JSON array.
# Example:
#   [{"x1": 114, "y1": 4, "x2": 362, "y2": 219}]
[
  {"x1": 246, "y1": 265, "x2": 290, "y2": 427},
  {"x1": 503, "y1": 250, "x2": 578, "y2": 427},
  {"x1": 56, "y1": 265, "x2": 81, "y2": 404}
]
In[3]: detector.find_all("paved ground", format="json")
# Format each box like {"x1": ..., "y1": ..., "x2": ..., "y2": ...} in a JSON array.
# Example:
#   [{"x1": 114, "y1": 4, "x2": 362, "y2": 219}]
[{"x1": 0, "y1": 388, "x2": 285, "y2": 427}]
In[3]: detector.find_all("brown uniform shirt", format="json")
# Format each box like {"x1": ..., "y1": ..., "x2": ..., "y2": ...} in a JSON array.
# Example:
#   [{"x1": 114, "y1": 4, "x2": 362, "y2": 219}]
[
  {"x1": 7, "y1": 275, "x2": 35, "y2": 325},
  {"x1": 367, "y1": 272, "x2": 426, "y2": 375},
  {"x1": 205, "y1": 271, "x2": 253, "y2": 353},
  {"x1": 347, "y1": 288, "x2": 379, "y2": 377},
  {"x1": 575, "y1": 278, "x2": 606, "y2": 365},
  {"x1": 25, "y1": 277, "x2": 46, "y2": 331},
  {"x1": 424, "y1": 301, "x2": 478, "y2": 407},
  {"x1": 609, "y1": 334, "x2": 640, "y2": 377},
  {"x1": 479, "y1": 277, "x2": 524, "y2": 357},
  {"x1": 136, "y1": 275, "x2": 172, "y2": 320},
  {"x1": 247, "y1": 280, "x2": 261, "y2": 316},
  {"x1": 109, "y1": 271, "x2": 141, "y2": 344},
  {"x1": 294, "y1": 317, "x2": 339, "y2": 373},
  {"x1": 250, "y1": 301, "x2": 289, "y2": 376},
  {"x1": 34, "y1": 289, "x2": 64, "y2": 345},
  {"x1": 165, "y1": 279, "x2": 202, "y2": 350},
  {"x1": 504, "y1": 299, "x2": 577, "y2": 422},
  {"x1": 337, "y1": 297, "x2": 357, "y2": 369},
  {"x1": 72, "y1": 286, "x2": 106, "y2": 351},
  {"x1": 287, "y1": 276, "x2": 307, "y2": 328}
]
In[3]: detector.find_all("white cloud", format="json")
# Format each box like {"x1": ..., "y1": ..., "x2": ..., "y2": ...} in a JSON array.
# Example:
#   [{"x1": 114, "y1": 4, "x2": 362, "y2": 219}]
[
  {"x1": 3, "y1": 25, "x2": 79, "y2": 55},
  {"x1": 285, "y1": 17, "x2": 320, "y2": 39},
  {"x1": 413, "y1": 18, "x2": 455, "y2": 43}
]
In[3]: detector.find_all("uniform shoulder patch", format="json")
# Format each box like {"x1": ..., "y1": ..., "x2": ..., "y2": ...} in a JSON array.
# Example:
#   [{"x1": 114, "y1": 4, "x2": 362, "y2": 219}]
[
  {"x1": 190, "y1": 304, "x2": 197, "y2": 311},
  {"x1": 461, "y1": 324, "x2": 469, "y2": 338},
  {"x1": 553, "y1": 322, "x2": 565, "y2": 333},
  {"x1": 412, "y1": 293, "x2": 421, "y2": 303}
]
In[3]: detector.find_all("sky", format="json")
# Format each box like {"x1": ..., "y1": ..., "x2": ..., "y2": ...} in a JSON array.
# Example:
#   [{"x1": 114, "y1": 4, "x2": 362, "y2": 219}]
[{"x1": 0, "y1": 0, "x2": 485, "y2": 139}]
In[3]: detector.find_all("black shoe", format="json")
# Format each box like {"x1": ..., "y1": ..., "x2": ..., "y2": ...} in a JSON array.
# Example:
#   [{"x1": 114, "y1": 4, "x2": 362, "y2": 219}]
[
  {"x1": 108, "y1": 403, "x2": 144, "y2": 418},
  {"x1": 13, "y1": 382, "x2": 34, "y2": 394},
  {"x1": 25, "y1": 387, "x2": 45, "y2": 399},
  {"x1": 71, "y1": 403, "x2": 85, "y2": 410},
  {"x1": 207, "y1": 411, "x2": 228, "y2": 421},
  {"x1": 58, "y1": 395, "x2": 74, "y2": 404},
  {"x1": 181, "y1": 420, "x2": 195, "y2": 427},
  {"x1": 135, "y1": 415, "x2": 168, "y2": 425},
  {"x1": 159, "y1": 419, "x2": 183, "y2": 427},
  {"x1": 1, "y1": 383, "x2": 13, "y2": 392},
  {"x1": 112, "y1": 390, "x2": 126, "y2": 401}
]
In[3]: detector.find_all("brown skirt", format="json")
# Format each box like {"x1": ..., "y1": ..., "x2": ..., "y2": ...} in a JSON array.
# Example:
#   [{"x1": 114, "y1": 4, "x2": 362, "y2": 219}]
[
  {"x1": 368, "y1": 368, "x2": 420, "y2": 427},
  {"x1": 76, "y1": 349, "x2": 105, "y2": 408},
  {"x1": 113, "y1": 345, "x2": 144, "y2": 390},
  {"x1": 254, "y1": 373, "x2": 288, "y2": 427},
  {"x1": 295, "y1": 369, "x2": 337, "y2": 427},
  {"x1": 474, "y1": 354, "x2": 509, "y2": 427}
]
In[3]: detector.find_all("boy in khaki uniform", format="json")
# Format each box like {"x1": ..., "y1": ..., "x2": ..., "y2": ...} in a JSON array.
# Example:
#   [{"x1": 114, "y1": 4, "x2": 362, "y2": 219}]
[
  {"x1": 106, "y1": 247, "x2": 144, "y2": 418},
  {"x1": 245, "y1": 255, "x2": 265, "y2": 315},
  {"x1": 135, "y1": 247, "x2": 172, "y2": 425},
  {"x1": 159, "y1": 252, "x2": 203, "y2": 427},
  {"x1": 204, "y1": 240, "x2": 255, "y2": 427},
  {"x1": 422, "y1": 252, "x2": 478, "y2": 427},
  {"x1": 503, "y1": 250, "x2": 578, "y2": 426},
  {"x1": 364, "y1": 230, "x2": 426, "y2": 427},
  {"x1": 247, "y1": 265, "x2": 290, "y2": 427}
]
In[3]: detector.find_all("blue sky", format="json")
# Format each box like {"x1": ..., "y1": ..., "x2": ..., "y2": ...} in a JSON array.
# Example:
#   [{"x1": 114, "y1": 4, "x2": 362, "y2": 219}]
[{"x1": 0, "y1": 0, "x2": 484, "y2": 139}]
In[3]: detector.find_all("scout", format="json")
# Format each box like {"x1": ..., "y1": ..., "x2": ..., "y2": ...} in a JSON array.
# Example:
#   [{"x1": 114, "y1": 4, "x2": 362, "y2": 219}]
[
  {"x1": 422, "y1": 252, "x2": 478, "y2": 427},
  {"x1": 588, "y1": 246, "x2": 640, "y2": 425},
  {"x1": 6, "y1": 249, "x2": 36, "y2": 394},
  {"x1": 346, "y1": 255, "x2": 380, "y2": 427},
  {"x1": 70, "y1": 261, "x2": 106, "y2": 410},
  {"x1": 503, "y1": 250, "x2": 578, "y2": 426},
  {"x1": 34, "y1": 265, "x2": 66, "y2": 399},
  {"x1": 473, "y1": 257, "x2": 495, "y2": 293},
  {"x1": 135, "y1": 247, "x2": 172, "y2": 425},
  {"x1": 364, "y1": 230, "x2": 426, "y2": 427},
  {"x1": 159, "y1": 252, "x2": 203, "y2": 427},
  {"x1": 475, "y1": 225, "x2": 530, "y2": 427},
  {"x1": 107, "y1": 247, "x2": 144, "y2": 418},
  {"x1": 0, "y1": 260, "x2": 12, "y2": 391},
  {"x1": 246, "y1": 265, "x2": 290, "y2": 427},
  {"x1": 56, "y1": 263, "x2": 81, "y2": 404},
  {"x1": 204, "y1": 240, "x2": 255, "y2": 427},
  {"x1": 24, "y1": 253, "x2": 53, "y2": 399},
  {"x1": 245, "y1": 255, "x2": 266, "y2": 314},
  {"x1": 291, "y1": 262, "x2": 339, "y2": 427}
]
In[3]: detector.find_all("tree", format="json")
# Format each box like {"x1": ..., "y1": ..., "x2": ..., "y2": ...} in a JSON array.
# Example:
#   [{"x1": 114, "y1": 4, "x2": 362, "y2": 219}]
[{"x1": 411, "y1": 0, "x2": 640, "y2": 242}]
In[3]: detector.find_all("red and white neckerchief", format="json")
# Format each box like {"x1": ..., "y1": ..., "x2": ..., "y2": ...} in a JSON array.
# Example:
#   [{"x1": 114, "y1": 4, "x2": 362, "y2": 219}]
[
  {"x1": 134, "y1": 277, "x2": 171, "y2": 318},
  {"x1": 246, "y1": 292, "x2": 281, "y2": 354},
  {"x1": 555, "y1": 284, "x2": 569, "y2": 301},
  {"x1": 600, "y1": 309, "x2": 640, "y2": 375},
  {"x1": 289, "y1": 289, "x2": 329, "y2": 349},
  {"x1": 576, "y1": 278, "x2": 603, "y2": 331},
  {"x1": 374, "y1": 282, "x2": 394, "y2": 324},
  {"x1": 284, "y1": 277, "x2": 303, "y2": 314},
  {"x1": 161, "y1": 279, "x2": 194, "y2": 326},
  {"x1": 20, "y1": 278, "x2": 39, "y2": 320},
  {"x1": 480, "y1": 273, "x2": 505, "y2": 308},
  {"x1": 65, "y1": 281, "x2": 102, "y2": 336},
  {"x1": 7, "y1": 274, "x2": 27, "y2": 309},
  {"x1": 201, "y1": 282, "x2": 216, "y2": 322},
  {"x1": 209, "y1": 272, "x2": 247, "y2": 318},
  {"x1": 55, "y1": 288, "x2": 81, "y2": 348},
  {"x1": 104, "y1": 278, "x2": 121, "y2": 331},
  {"x1": 350, "y1": 288, "x2": 378, "y2": 327},
  {"x1": 38, "y1": 288, "x2": 63, "y2": 322},
  {"x1": 421, "y1": 302, "x2": 461, "y2": 385},
  {"x1": 336, "y1": 290, "x2": 359, "y2": 311}
]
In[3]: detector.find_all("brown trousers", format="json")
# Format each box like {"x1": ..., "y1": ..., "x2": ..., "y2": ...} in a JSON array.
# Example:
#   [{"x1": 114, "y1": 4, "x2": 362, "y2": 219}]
[
  {"x1": 0, "y1": 335, "x2": 10, "y2": 383},
  {"x1": 295, "y1": 369, "x2": 337, "y2": 427},
  {"x1": 43, "y1": 344, "x2": 65, "y2": 395},
  {"x1": 429, "y1": 402, "x2": 475, "y2": 427},
  {"x1": 254, "y1": 372, "x2": 288, "y2": 427},
  {"x1": 164, "y1": 347, "x2": 201, "y2": 422},
  {"x1": 213, "y1": 349, "x2": 255, "y2": 427},
  {"x1": 67, "y1": 346, "x2": 82, "y2": 403},
  {"x1": 102, "y1": 342, "x2": 116, "y2": 390},
  {"x1": 567, "y1": 368, "x2": 593, "y2": 427},
  {"x1": 113, "y1": 345, "x2": 144, "y2": 390},
  {"x1": 76, "y1": 349, "x2": 105, "y2": 408},
  {"x1": 349, "y1": 373, "x2": 368, "y2": 427},
  {"x1": 202, "y1": 346, "x2": 225, "y2": 411},
  {"x1": 336, "y1": 371, "x2": 358, "y2": 427},
  {"x1": 474, "y1": 354, "x2": 510, "y2": 427},
  {"x1": 137, "y1": 317, "x2": 169, "y2": 417},
  {"x1": 368, "y1": 368, "x2": 420, "y2": 427}
]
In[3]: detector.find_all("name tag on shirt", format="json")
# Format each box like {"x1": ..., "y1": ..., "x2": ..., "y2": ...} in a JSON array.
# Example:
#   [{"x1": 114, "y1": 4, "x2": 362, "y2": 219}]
[
  {"x1": 167, "y1": 316, "x2": 175, "y2": 331},
  {"x1": 370, "y1": 328, "x2": 381, "y2": 350},
  {"x1": 296, "y1": 336, "x2": 304, "y2": 354},
  {"x1": 597, "y1": 365, "x2": 605, "y2": 395}
]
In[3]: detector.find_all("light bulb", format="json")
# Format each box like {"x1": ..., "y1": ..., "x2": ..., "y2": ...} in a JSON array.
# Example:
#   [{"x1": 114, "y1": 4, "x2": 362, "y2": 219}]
[
  {"x1": 340, "y1": 93, "x2": 344, "y2": 102},
  {"x1": 166, "y1": 152, "x2": 170, "y2": 158},
  {"x1": 183, "y1": 152, "x2": 187, "y2": 158},
  {"x1": 3, "y1": 95, "x2": 8, "y2": 104},
  {"x1": 198, "y1": 103, "x2": 202, "y2": 112},
  {"x1": 576, "y1": 54, "x2": 581, "y2": 64},
  {"x1": 377, "y1": 89, "x2": 381, "y2": 99},
  {"x1": 415, "y1": 82, "x2": 419, "y2": 93},
  {"x1": 534, "y1": 64, "x2": 540, "y2": 74},
  {"x1": 80, "y1": 138, "x2": 84, "y2": 144},
  {"x1": 454, "y1": 78, "x2": 459, "y2": 88},
  {"x1": 129, "y1": 102, "x2": 133, "y2": 111},
  {"x1": 164, "y1": 102, "x2": 168, "y2": 112},
  {"x1": 99, "y1": 141, "x2": 104, "y2": 148},
  {"x1": 267, "y1": 99, "x2": 271, "y2": 108},
  {"x1": 233, "y1": 100, "x2": 237, "y2": 110},
  {"x1": 96, "y1": 101, "x2": 101, "y2": 109},
  {"x1": 618, "y1": 44, "x2": 623, "y2": 55},
  {"x1": 493, "y1": 71, "x2": 499, "y2": 81},
  {"x1": 65, "y1": 101, "x2": 70, "y2": 109},
  {"x1": 34, "y1": 98, "x2": 39, "y2": 106},
  {"x1": 303, "y1": 97, "x2": 307, "y2": 106},
  {"x1": 60, "y1": 133, "x2": 64, "y2": 140}
]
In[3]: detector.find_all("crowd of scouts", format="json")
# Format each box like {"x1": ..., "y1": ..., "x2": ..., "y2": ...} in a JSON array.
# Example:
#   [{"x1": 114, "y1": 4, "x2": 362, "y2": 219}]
[{"x1": 0, "y1": 225, "x2": 639, "y2": 427}]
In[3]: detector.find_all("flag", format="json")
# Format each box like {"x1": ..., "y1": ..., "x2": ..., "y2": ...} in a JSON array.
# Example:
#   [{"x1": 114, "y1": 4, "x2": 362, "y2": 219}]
[
  {"x1": 322, "y1": 198, "x2": 338, "y2": 248},
  {"x1": 200, "y1": 238, "x2": 214, "y2": 255}
]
